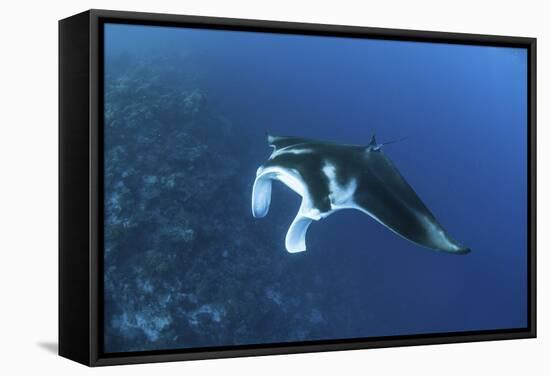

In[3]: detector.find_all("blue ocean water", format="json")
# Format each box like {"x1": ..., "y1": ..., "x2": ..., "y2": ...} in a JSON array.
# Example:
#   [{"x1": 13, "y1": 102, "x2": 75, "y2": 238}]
[{"x1": 103, "y1": 23, "x2": 527, "y2": 353}]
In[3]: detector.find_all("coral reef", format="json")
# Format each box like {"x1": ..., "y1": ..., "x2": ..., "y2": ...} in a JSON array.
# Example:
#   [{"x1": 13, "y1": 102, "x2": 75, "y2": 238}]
[{"x1": 103, "y1": 52, "x2": 328, "y2": 352}]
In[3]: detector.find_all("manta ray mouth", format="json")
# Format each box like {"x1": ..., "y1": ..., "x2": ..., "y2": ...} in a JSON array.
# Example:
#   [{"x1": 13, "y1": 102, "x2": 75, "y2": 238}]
[{"x1": 252, "y1": 166, "x2": 313, "y2": 252}]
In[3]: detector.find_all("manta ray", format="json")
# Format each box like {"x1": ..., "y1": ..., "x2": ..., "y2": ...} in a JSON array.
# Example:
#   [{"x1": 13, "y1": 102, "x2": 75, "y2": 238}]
[{"x1": 251, "y1": 134, "x2": 470, "y2": 254}]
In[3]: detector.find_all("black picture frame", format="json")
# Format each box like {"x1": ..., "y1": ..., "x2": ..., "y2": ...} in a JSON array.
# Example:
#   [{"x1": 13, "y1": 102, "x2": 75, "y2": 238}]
[{"x1": 59, "y1": 9, "x2": 537, "y2": 367}]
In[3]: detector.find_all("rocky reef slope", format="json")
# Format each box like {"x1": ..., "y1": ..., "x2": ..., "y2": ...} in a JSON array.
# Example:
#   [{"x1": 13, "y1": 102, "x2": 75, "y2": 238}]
[{"x1": 103, "y1": 52, "x2": 329, "y2": 352}]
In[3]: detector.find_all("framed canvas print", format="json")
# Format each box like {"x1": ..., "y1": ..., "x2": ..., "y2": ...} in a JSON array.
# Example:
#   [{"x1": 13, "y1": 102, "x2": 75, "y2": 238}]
[{"x1": 59, "y1": 9, "x2": 536, "y2": 366}]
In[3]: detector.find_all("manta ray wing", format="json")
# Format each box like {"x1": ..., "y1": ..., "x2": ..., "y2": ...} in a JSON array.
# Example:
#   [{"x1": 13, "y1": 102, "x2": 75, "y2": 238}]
[
  {"x1": 267, "y1": 134, "x2": 315, "y2": 150},
  {"x1": 353, "y1": 151, "x2": 470, "y2": 254}
]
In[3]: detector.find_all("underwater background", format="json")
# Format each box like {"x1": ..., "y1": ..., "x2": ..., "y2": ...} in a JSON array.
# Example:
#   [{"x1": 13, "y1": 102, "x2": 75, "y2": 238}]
[{"x1": 102, "y1": 23, "x2": 528, "y2": 353}]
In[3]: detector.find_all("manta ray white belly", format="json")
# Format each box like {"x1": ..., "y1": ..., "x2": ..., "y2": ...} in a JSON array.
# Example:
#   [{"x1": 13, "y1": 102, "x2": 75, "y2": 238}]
[{"x1": 252, "y1": 162, "x2": 358, "y2": 253}]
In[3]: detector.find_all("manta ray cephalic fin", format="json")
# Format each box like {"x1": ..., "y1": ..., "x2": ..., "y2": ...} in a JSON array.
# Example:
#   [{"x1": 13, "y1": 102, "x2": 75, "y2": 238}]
[
  {"x1": 285, "y1": 211, "x2": 313, "y2": 253},
  {"x1": 252, "y1": 165, "x2": 315, "y2": 252},
  {"x1": 251, "y1": 172, "x2": 272, "y2": 218}
]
